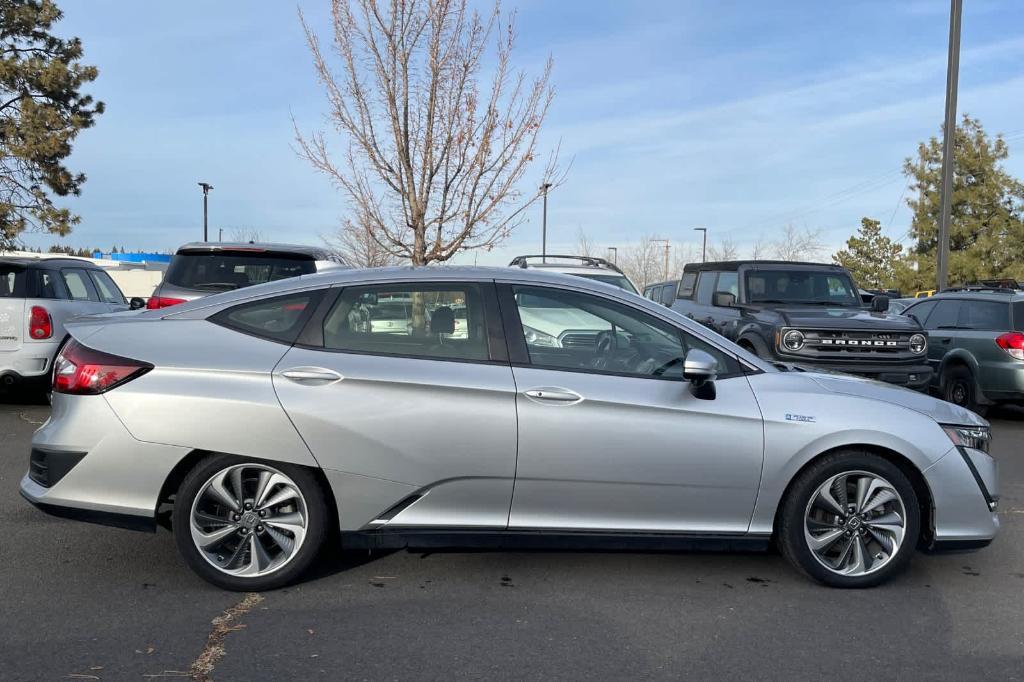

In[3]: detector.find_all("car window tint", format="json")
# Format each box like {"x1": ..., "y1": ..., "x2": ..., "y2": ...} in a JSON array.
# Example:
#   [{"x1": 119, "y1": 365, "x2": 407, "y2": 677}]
[
  {"x1": 677, "y1": 272, "x2": 697, "y2": 298},
  {"x1": 165, "y1": 253, "x2": 316, "y2": 292},
  {"x1": 694, "y1": 272, "x2": 717, "y2": 305},
  {"x1": 659, "y1": 283, "x2": 677, "y2": 305},
  {"x1": 61, "y1": 269, "x2": 97, "y2": 302},
  {"x1": 323, "y1": 283, "x2": 489, "y2": 362},
  {"x1": 1015, "y1": 302, "x2": 1024, "y2": 331},
  {"x1": 0, "y1": 267, "x2": 23, "y2": 297},
  {"x1": 90, "y1": 271, "x2": 125, "y2": 304},
  {"x1": 958, "y1": 300, "x2": 1009, "y2": 330},
  {"x1": 924, "y1": 300, "x2": 961, "y2": 330},
  {"x1": 715, "y1": 272, "x2": 738, "y2": 296},
  {"x1": 512, "y1": 285, "x2": 740, "y2": 379},
  {"x1": 905, "y1": 299, "x2": 936, "y2": 326},
  {"x1": 215, "y1": 292, "x2": 319, "y2": 343}
]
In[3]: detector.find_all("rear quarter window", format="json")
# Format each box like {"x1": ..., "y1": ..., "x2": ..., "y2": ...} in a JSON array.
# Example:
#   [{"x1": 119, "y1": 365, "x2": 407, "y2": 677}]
[
  {"x1": 677, "y1": 272, "x2": 697, "y2": 299},
  {"x1": 1014, "y1": 302, "x2": 1024, "y2": 331},
  {"x1": 0, "y1": 267, "x2": 24, "y2": 297},
  {"x1": 212, "y1": 291, "x2": 322, "y2": 344}
]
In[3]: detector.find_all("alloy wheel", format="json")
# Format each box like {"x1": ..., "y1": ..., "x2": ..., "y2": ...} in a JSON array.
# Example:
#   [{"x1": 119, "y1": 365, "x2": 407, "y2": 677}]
[
  {"x1": 803, "y1": 470, "x2": 906, "y2": 577},
  {"x1": 189, "y1": 464, "x2": 308, "y2": 577}
]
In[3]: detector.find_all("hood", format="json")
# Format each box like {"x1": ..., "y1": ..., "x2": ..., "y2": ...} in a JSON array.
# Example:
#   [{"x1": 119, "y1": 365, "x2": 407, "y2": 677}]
[
  {"x1": 756, "y1": 305, "x2": 921, "y2": 331},
  {"x1": 806, "y1": 371, "x2": 987, "y2": 427}
]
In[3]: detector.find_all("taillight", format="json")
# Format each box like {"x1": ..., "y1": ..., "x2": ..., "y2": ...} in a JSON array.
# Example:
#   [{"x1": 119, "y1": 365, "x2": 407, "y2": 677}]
[
  {"x1": 29, "y1": 306, "x2": 52, "y2": 339},
  {"x1": 53, "y1": 340, "x2": 153, "y2": 395},
  {"x1": 996, "y1": 331, "x2": 1024, "y2": 360},
  {"x1": 146, "y1": 296, "x2": 186, "y2": 309}
]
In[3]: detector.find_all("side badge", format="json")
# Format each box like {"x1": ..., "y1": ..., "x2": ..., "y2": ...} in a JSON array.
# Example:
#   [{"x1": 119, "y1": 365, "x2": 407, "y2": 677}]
[{"x1": 785, "y1": 413, "x2": 816, "y2": 423}]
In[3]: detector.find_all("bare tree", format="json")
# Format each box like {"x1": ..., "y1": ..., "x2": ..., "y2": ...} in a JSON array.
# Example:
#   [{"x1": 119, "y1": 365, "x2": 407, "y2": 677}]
[
  {"x1": 325, "y1": 219, "x2": 404, "y2": 267},
  {"x1": 296, "y1": 0, "x2": 559, "y2": 266},
  {"x1": 751, "y1": 236, "x2": 770, "y2": 260},
  {"x1": 575, "y1": 226, "x2": 595, "y2": 257},
  {"x1": 670, "y1": 242, "x2": 699, "y2": 277},
  {"x1": 772, "y1": 224, "x2": 825, "y2": 261},
  {"x1": 707, "y1": 237, "x2": 739, "y2": 262},
  {"x1": 619, "y1": 235, "x2": 664, "y2": 290},
  {"x1": 228, "y1": 228, "x2": 266, "y2": 243}
]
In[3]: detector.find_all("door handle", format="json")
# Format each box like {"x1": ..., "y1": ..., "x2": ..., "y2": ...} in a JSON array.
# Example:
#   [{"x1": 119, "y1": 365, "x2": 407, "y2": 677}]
[
  {"x1": 279, "y1": 367, "x2": 343, "y2": 384},
  {"x1": 523, "y1": 387, "x2": 583, "y2": 405}
]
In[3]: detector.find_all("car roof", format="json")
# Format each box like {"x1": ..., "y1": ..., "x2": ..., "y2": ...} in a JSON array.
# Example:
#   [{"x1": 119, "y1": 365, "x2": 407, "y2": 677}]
[
  {"x1": 922, "y1": 290, "x2": 1024, "y2": 302},
  {"x1": 682, "y1": 260, "x2": 843, "y2": 273},
  {"x1": 0, "y1": 255, "x2": 104, "y2": 270},
  {"x1": 175, "y1": 241, "x2": 333, "y2": 259}
]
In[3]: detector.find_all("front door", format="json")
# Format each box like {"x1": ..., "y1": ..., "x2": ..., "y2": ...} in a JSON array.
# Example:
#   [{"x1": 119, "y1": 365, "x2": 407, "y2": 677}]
[{"x1": 501, "y1": 284, "x2": 764, "y2": 534}]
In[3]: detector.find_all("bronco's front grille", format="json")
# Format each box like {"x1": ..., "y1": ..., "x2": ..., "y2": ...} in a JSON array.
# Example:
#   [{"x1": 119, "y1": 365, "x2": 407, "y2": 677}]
[{"x1": 791, "y1": 330, "x2": 918, "y2": 357}]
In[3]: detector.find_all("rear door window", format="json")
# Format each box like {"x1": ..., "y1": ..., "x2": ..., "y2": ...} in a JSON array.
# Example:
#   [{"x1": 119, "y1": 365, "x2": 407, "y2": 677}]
[
  {"x1": 165, "y1": 252, "x2": 317, "y2": 292},
  {"x1": 958, "y1": 301, "x2": 1009, "y2": 330},
  {"x1": 61, "y1": 269, "x2": 99, "y2": 302},
  {"x1": 89, "y1": 270, "x2": 126, "y2": 304},
  {"x1": 694, "y1": 272, "x2": 718, "y2": 305},
  {"x1": 659, "y1": 283, "x2": 677, "y2": 305},
  {"x1": 924, "y1": 300, "x2": 961, "y2": 330}
]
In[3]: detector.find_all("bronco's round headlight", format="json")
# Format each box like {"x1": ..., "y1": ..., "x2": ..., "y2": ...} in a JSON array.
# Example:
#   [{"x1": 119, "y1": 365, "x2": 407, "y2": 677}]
[
  {"x1": 782, "y1": 329, "x2": 805, "y2": 352},
  {"x1": 909, "y1": 333, "x2": 927, "y2": 354}
]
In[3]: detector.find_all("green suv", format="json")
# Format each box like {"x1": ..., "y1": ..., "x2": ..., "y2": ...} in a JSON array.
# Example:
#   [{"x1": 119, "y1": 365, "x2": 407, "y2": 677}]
[{"x1": 903, "y1": 290, "x2": 1024, "y2": 414}]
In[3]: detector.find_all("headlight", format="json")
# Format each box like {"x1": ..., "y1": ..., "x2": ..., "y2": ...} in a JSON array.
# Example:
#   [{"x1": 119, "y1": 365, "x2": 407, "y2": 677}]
[
  {"x1": 523, "y1": 325, "x2": 560, "y2": 347},
  {"x1": 781, "y1": 329, "x2": 805, "y2": 352},
  {"x1": 909, "y1": 333, "x2": 927, "y2": 354},
  {"x1": 942, "y1": 424, "x2": 991, "y2": 453}
]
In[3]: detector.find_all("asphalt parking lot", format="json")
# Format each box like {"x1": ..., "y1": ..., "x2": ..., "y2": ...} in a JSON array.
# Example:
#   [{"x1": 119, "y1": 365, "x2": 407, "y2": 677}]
[{"x1": 1, "y1": 398, "x2": 1022, "y2": 681}]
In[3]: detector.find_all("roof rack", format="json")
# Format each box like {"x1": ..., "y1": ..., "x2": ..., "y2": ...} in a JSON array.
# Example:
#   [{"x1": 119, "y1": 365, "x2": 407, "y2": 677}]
[
  {"x1": 939, "y1": 285, "x2": 1018, "y2": 294},
  {"x1": 508, "y1": 254, "x2": 626, "y2": 274}
]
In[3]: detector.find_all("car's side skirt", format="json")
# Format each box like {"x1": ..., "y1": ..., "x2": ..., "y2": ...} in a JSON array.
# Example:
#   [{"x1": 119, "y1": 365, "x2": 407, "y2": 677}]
[{"x1": 341, "y1": 528, "x2": 772, "y2": 552}]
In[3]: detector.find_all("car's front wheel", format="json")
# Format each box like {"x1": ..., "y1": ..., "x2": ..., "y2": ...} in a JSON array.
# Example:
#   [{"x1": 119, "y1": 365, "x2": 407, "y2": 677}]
[
  {"x1": 777, "y1": 451, "x2": 920, "y2": 588},
  {"x1": 172, "y1": 455, "x2": 328, "y2": 591}
]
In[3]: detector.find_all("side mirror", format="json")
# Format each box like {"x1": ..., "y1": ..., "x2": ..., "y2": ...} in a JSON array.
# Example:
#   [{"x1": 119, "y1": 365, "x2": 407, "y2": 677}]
[
  {"x1": 712, "y1": 291, "x2": 736, "y2": 307},
  {"x1": 129, "y1": 297, "x2": 147, "y2": 310},
  {"x1": 683, "y1": 348, "x2": 718, "y2": 400},
  {"x1": 870, "y1": 295, "x2": 890, "y2": 312}
]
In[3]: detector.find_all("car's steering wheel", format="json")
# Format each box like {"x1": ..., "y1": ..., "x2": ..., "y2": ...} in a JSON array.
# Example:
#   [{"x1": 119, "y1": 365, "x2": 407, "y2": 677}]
[{"x1": 591, "y1": 330, "x2": 618, "y2": 370}]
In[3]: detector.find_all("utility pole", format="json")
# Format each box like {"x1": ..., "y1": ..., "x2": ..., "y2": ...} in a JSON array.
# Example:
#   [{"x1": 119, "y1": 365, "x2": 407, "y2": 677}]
[
  {"x1": 607, "y1": 246, "x2": 618, "y2": 264},
  {"x1": 539, "y1": 183, "x2": 553, "y2": 263},
  {"x1": 218, "y1": 228, "x2": 223, "y2": 242},
  {"x1": 693, "y1": 227, "x2": 707, "y2": 262},
  {"x1": 198, "y1": 182, "x2": 214, "y2": 242},
  {"x1": 937, "y1": 0, "x2": 962, "y2": 291},
  {"x1": 651, "y1": 238, "x2": 670, "y2": 281}
]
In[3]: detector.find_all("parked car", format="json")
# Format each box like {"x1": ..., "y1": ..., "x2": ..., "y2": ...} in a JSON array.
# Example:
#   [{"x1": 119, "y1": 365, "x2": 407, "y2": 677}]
[
  {"x1": 643, "y1": 280, "x2": 680, "y2": 306},
  {"x1": 0, "y1": 257, "x2": 129, "y2": 395},
  {"x1": 509, "y1": 254, "x2": 638, "y2": 294},
  {"x1": 903, "y1": 289, "x2": 1024, "y2": 414},
  {"x1": 146, "y1": 242, "x2": 344, "y2": 309},
  {"x1": 22, "y1": 267, "x2": 997, "y2": 590},
  {"x1": 670, "y1": 260, "x2": 931, "y2": 390},
  {"x1": 915, "y1": 290, "x2": 936, "y2": 298}
]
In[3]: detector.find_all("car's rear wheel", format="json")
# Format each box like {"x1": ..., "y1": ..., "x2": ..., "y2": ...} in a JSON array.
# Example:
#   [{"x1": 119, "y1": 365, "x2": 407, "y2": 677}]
[
  {"x1": 777, "y1": 451, "x2": 920, "y2": 588},
  {"x1": 942, "y1": 364, "x2": 986, "y2": 416},
  {"x1": 172, "y1": 455, "x2": 328, "y2": 591}
]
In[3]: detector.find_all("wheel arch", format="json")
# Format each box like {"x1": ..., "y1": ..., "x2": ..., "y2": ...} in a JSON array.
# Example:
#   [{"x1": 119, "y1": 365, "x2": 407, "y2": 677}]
[
  {"x1": 771, "y1": 443, "x2": 936, "y2": 549},
  {"x1": 155, "y1": 449, "x2": 339, "y2": 534}
]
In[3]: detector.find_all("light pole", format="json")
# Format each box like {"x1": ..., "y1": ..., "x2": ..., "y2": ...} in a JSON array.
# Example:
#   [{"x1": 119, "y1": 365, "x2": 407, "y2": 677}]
[
  {"x1": 607, "y1": 246, "x2": 618, "y2": 264},
  {"x1": 937, "y1": 0, "x2": 962, "y2": 291},
  {"x1": 693, "y1": 227, "x2": 707, "y2": 262},
  {"x1": 651, "y1": 238, "x2": 670, "y2": 281},
  {"x1": 198, "y1": 182, "x2": 214, "y2": 242},
  {"x1": 539, "y1": 183, "x2": 552, "y2": 262}
]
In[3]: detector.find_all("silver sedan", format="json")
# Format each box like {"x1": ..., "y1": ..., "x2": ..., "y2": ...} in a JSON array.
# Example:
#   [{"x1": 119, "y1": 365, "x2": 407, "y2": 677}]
[{"x1": 20, "y1": 267, "x2": 998, "y2": 590}]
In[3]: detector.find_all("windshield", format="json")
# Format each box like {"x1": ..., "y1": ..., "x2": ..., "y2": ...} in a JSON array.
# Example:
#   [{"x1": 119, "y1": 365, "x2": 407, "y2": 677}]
[
  {"x1": 573, "y1": 273, "x2": 638, "y2": 294},
  {"x1": 165, "y1": 252, "x2": 316, "y2": 291},
  {"x1": 745, "y1": 269, "x2": 860, "y2": 306}
]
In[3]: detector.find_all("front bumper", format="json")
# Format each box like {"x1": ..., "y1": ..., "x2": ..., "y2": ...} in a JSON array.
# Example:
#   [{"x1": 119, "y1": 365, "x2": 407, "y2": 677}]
[
  {"x1": 780, "y1": 357, "x2": 933, "y2": 390},
  {"x1": 20, "y1": 392, "x2": 191, "y2": 531},
  {"x1": 923, "y1": 445, "x2": 999, "y2": 546}
]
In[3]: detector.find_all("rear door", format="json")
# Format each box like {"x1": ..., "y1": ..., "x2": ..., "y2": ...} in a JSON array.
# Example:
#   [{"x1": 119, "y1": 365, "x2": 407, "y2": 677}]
[
  {"x1": 272, "y1": 280, "x2": 519, "y2": 530},
  {"x1": 921, "y1": 299, "x2": 962, "y2": 374},
  {"x1": 0, "y1": 265, "x2": 26, "y2": 353}
]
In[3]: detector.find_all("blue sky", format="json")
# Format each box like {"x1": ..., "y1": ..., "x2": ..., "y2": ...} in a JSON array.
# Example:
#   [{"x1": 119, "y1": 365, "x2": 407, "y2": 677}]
[{"x1": 21, "y1": 0, "x2": 1024, "y2": 264}]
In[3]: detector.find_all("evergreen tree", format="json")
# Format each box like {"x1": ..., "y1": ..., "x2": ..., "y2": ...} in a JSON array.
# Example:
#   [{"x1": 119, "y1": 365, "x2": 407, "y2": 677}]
[
  {"x1": 0, "y1": 0, "x2": 104, "y2": 249},
  {"x1": 833, "y1": 217, "x2": 911, "y2": 289}
]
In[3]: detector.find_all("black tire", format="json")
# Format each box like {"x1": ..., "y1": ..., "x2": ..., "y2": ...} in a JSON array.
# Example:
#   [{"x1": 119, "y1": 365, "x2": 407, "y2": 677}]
[
  {"x1": 777, "y1": 451, "x2": 920, "y2": 588},
  {"x1": 942, "y1": 364, "x2": 987, "y2": 416},
  {"x1": 172, "y1": 454, "x2": 329, "y2": 591}
]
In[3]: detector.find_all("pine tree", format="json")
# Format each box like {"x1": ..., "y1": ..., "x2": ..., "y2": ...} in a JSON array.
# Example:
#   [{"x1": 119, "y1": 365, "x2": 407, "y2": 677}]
[{"x1": 833, "y1": 217, "x2": 911, "y2": 289}]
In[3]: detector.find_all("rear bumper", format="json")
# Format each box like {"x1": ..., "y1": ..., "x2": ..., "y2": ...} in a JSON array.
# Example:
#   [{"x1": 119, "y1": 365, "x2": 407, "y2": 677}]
[{"x1": 0, "y1": 340, "x2": 61, "y2": 380}]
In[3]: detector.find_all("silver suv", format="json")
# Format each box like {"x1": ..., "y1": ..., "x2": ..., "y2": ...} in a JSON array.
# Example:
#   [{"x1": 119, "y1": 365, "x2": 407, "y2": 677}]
[
  {"x1": 147, "y1": 242, "x2": 344, "y2": 309},
  {"x1": 509, "y1": 255, "x2": 638, "y2": 293},
  {"x1": 0, "y1": 257, "x2": 128, "y2": 394}
]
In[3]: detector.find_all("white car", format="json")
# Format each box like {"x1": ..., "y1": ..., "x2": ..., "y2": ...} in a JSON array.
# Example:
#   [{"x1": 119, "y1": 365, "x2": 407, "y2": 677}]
[{"x1": 0, "y1": 257, "x2": 129, "y2": 395}]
